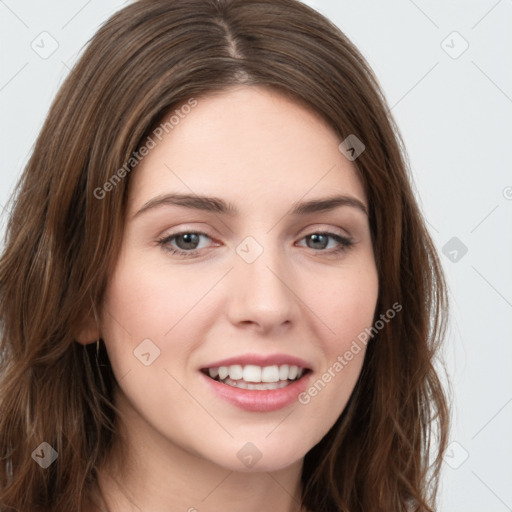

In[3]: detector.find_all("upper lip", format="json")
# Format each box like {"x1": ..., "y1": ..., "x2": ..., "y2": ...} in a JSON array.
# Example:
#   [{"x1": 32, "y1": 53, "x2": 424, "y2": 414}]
[{"x1": 201, "y1": 353, "x2": 313, "y2": 370}]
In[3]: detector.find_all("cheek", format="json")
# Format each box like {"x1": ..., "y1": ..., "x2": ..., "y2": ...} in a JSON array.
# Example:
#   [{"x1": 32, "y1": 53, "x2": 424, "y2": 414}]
[
  {"x1": 98, "y1": 255, "x2": 205, "y2": 425},
  {"x1": 98, "y1": 249, "x2": 225, "y2": 396},
  {"x1": 101, "y1": 252, "x2": 207, "y2": 341},
  {"x1": 308, "y1": 260, "x2": 379, "y2": 346},
  {"x1": 301, "y1": 261, "x2": 378, "y2": 408}
]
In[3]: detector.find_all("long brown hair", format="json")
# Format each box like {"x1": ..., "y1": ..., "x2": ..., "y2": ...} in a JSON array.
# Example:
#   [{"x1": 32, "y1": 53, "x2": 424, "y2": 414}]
[{"x1": 0, "y1": 0, "x2": 449, "y2": 510}]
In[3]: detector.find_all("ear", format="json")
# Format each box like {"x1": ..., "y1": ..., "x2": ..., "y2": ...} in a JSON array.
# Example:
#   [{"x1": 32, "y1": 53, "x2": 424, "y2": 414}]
[{"x1": 74, "y1": 307, "x2": 101, "y2": 346}]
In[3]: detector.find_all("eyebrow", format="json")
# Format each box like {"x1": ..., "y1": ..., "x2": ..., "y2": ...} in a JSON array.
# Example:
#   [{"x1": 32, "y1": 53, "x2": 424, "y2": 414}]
[{"x1": 133, "y1": 192, "x2": 368, "y2": 218}]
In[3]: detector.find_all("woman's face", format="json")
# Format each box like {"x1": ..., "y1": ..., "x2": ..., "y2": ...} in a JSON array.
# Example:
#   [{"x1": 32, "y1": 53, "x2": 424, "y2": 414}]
[{"x1": 98, "y1": 85, "x2": 378, "y2": 472}]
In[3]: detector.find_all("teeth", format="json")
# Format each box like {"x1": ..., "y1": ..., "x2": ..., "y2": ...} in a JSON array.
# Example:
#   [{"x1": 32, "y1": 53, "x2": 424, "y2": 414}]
[
  {"x1": 243, "y1": 365, "x2": 261, "y2": 382},
  {"x1": 222, "y1": 377, "x2": 291, "y2": 390},
  {"x1": 218, "y1": 366, "x2": 229, "y2": 380},
  {"x1": 261, "y1": 365, "x2": 279, "y2": 383},
  {"x1": 228, "y1": 364, "x2": 243, "y2": 380},
  {"x1": 279, "y1": 364, "x2": 289, "y2": 380},
  {"x1": 206, "y1": 364, "x2": 305, "y2": 383}
]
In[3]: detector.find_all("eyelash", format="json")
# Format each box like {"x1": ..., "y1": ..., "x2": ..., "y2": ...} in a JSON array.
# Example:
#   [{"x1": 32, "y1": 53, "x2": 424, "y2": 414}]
[{"x1": 156, "y1": 230, "x2": 355, "y2": 259}]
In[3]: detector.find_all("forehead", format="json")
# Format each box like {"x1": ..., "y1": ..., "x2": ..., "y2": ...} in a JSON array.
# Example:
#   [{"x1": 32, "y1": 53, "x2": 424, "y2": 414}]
[{"x1": 127, "y1": 85, "x2": 366, "y2": 215}]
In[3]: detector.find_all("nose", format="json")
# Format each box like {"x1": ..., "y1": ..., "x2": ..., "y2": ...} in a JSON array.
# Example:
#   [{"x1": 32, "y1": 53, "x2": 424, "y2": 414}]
[{"x1": 226, "y1": 239, "x2": 299, "y2": 334}]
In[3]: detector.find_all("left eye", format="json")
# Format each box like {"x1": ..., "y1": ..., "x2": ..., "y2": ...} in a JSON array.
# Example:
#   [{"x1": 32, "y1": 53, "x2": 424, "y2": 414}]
[
  {"x1": 157, "y1": 231, "x2": 354, "y2": 258},
  {"x1": 297, "y1": 232, "x2": 350, "y2": 251},
  {"x1": 161, "y1": 232, "x2": 209, "y2": 252}
]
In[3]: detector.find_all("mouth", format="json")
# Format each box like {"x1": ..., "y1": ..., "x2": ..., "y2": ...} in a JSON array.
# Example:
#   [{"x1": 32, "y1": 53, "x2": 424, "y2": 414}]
[{"x1": 200, "y1": 364, "x2": 312, "y2": 391}]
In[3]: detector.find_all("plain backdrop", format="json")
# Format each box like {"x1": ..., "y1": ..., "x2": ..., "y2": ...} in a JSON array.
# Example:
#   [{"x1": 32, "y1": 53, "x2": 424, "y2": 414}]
[{"x1": 1, "y1": 1, "x2": 511, "y2": 510}]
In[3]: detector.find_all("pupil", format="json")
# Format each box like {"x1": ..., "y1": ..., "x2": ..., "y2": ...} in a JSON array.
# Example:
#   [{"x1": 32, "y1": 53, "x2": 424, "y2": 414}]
[
  {"x1": 177, "y1": 233, "x2": 199, "y2": 250},
  {"x1": 309, "y1": 234, "x2": 327, "y2": 249}
]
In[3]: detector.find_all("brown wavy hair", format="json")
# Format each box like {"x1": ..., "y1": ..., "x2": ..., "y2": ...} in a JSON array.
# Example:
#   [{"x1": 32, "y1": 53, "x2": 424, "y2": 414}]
[{"x1": 0, "y1": 0, "x2": 449, "y2": 510}]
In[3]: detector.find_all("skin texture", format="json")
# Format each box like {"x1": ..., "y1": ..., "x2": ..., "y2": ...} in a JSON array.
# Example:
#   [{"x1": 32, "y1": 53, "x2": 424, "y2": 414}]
[{"x1": 77, "y1": 85, "x2": 379, "y2": 512}]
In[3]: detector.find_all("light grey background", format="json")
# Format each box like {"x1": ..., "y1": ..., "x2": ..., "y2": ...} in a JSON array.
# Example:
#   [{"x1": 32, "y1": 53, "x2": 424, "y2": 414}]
[{"x1": 1, "y1": 1, "x2": 511, "y2": 510}]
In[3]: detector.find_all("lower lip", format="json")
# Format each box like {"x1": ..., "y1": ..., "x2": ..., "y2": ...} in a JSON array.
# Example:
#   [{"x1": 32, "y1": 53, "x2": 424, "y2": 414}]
[{"x1": 200, "y1": 371, "x2": 312, "y2": 412}]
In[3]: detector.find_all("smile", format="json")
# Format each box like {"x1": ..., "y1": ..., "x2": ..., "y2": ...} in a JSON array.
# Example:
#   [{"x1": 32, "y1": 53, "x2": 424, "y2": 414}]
[
  {"x1": 200, "y1": 359, "x2": 313, "y2": 411},
  {"x1": 201, "y1": 364, "x2": 309, "y2": 390}
]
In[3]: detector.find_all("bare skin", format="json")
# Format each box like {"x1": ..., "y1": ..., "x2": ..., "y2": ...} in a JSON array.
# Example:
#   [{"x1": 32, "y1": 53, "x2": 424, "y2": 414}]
[{"x1": 77, "y1": 84, "x2": 379, "y2": 512}]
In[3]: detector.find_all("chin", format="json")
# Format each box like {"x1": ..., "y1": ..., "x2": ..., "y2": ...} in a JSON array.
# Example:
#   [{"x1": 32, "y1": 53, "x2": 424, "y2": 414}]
[{"x1": 204, "y1": 437, "x2": 312, "y2": 473}]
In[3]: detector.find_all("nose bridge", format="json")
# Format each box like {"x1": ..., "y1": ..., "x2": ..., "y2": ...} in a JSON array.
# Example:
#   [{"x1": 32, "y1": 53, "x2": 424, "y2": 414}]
[{"x1": 229, "y1": 233, "x2": 297, "y2": 329}]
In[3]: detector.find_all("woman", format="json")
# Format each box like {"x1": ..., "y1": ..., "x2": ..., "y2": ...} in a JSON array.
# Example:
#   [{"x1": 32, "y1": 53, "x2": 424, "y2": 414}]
[{"x1": 0, "y1": 0, "x2": 449, "y2": 510}]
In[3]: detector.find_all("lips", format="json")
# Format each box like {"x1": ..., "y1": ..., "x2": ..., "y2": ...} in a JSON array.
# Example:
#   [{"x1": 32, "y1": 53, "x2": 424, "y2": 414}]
[{"x1": 199, "y1": 353, "x2": 313, "y2": 411}]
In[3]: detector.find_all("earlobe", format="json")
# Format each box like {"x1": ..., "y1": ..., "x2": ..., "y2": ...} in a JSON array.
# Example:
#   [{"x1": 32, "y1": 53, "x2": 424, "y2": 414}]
[
  {"x1": 75, "y1": 327, "x2": 101, "y2": 346},
  {"x1": 74, "y1": 308, "x2": 101, "y2": 346}
]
